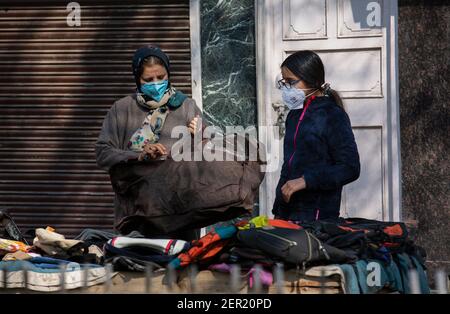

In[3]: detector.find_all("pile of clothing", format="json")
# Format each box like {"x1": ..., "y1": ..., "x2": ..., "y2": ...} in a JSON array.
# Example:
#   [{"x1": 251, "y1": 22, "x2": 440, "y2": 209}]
[
  {"x1": 0, "y1": 225, "x2": 109, "y2": 292},
  {"x1": 165, "y1": 216, "x2": 430, "y2": 294},
  {"x1": 77, "y1": 215, "x2": 430, "y2": 294},
  {"x1": 0, "y1": 209, "x2": 431, "y2": 294}
]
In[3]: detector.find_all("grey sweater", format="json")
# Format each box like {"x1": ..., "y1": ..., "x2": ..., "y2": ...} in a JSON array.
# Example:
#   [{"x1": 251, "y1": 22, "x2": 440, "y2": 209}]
[{"x1": 95, "y1": 93, "x2": 203, "y2": 172}]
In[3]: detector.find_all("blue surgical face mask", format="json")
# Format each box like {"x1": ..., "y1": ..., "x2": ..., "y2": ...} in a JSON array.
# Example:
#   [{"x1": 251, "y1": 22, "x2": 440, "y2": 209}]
[
  {"x1": 280, "y1": 86, "x2": 317, "y2": 110},
  {"x1": 140, "y1": 80, "x2": 169, "y2": 102}
]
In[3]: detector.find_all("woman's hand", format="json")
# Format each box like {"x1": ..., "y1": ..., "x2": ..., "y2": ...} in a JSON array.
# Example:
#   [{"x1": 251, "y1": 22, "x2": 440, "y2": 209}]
[
  {"x1": 138, "y1": 143, "x2": 168, "y2": 161},
  {"x1": 188, "y1": 114, "x2": 200, "y2": 135},
  {"x1": 281, "y1": 176, "x2": 307, "y2": 203}
]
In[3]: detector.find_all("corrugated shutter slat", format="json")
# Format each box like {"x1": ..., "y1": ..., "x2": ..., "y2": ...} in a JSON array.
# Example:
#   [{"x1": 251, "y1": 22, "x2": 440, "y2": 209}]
[{"x1": 0, "y1": 0, "x2": 192, "y2": 238}]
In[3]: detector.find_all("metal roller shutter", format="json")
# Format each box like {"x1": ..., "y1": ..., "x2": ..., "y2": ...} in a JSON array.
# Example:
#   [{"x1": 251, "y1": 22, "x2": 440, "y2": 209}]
[{"x1": 0, "y1": 0, "x2": 192, "y2": 239}]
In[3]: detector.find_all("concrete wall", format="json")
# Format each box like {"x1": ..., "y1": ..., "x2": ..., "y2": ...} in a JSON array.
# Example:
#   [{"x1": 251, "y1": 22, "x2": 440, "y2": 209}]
[{"x1": 398, "y1": 0, "x2": 450, "y2": 284}]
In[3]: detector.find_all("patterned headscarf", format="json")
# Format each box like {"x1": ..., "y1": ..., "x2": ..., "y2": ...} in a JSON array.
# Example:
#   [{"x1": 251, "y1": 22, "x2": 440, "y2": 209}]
[{"x1": 128, "y1": 87, "x2": 187, "y2": 152}]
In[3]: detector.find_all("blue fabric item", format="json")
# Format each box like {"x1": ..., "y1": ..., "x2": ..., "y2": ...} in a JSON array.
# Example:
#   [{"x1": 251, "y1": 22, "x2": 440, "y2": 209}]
[
  {"x1": 353, "y1": 259, "x2": 392, "y2": 294},
  {"x1": 167, "y1": 225, "x2": 237, "y2": 270},
  {"x1": 392, "y1": 253, "x2": 430, "y2": 294},
  {"x1": 410, "y1": 255, "x2": 431, "y2": 294},
  {"x1": 384, "y1": 258, "x2": 404, "y2": 292},
  {"x1": 0, "y1": 259, "x2": 101, "y2": 273},
  {"x1": 353, "y1": 260, "x2": 369, "y2": 294},
  {"x1": 26, "y1": 256, "x2": 100, "y2": 270},
  {"x1": 31, "y1": 263, "x2": 66, "y2": 270},
  {"x1": 395, "y1": 253, "x2": 413, "y2": 293},
  {"x1": 167, "y1": 90, "x2": 188, "y2": 109},
  {"x1": 215, "y1": 225, "x2": 237, "y2": 239},
  {"x1": 272, "y1": 96, "x2": 360, "y2": 221},
  {"x1": 337, "y1": 264, "x2": 360, "y2": 294},
  {"x1": 29, "y1": 256, "x2": 71, "y2": 265},
  {"x1": 315, "y1": 256, "x2": 427, "y2": 295},
  {"x1": 169, "y1": 258, "x2": 181, "y2": 269},
  {"x1": 0, "y1": 261, "x2": 59, "y2": 273},
  {"x1": 375, "y1": 246, "x2": 391, "y2": 263}
]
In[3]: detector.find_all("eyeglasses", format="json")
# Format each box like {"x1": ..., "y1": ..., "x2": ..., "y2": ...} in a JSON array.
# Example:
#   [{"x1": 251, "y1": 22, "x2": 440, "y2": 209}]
[{"x1": 277, "y1": 78, "x2": 302, "y2": 89}]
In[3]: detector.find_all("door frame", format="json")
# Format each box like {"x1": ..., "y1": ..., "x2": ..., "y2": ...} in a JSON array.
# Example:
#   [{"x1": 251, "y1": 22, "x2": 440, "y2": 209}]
[
  {"x1": 190, "y1": 0, "x2": 203, "y2": 110},
  {"x1": 255, "y1": 0, "x2": 279, "y2": 219},
  {"x1": 386, "y1": 0, "x2": 401, "y2": 221},
  {"x1": 255, "y1": 0, "x2": 402, "y2": 221}
]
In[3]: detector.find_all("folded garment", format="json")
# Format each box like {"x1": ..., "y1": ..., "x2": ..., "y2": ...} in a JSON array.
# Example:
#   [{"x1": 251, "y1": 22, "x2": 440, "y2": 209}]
[
  {"x1": 103, "y1": 242, "x2": 175, "y2": 272},
  {"x1": 282, "y1": 265, "x2": 347, "y2": 294},
  {"x1": 108, "y1": 256, "x2": 163, "y2": 273},
  {"x1": 33, "y1": 227, "x2": 82, "y2": 257},
  {"x1": 336, "y1": 264, "x2": 360, "y2": 294},
  {"x1": 169, "y1": 225, "x2": 237, "y2": 270},
  {"x1": 104, "y1": 237, "x2": 191, "y2": 270},
  {"x1": 74, "y1": 228, "x2": 145, "y2": 242},
  {"x1": 394, "y1": 253, "x2": 430, "y2": 294},
  {"x1": 409, "y1": 255, "x2": 430, "y2": 294},
  {"x1": 2, "y1": 251, "x2": 34, "y2": 261},
  {"x1": 237, "y1": 215, "x2": 301, "y2": 231},
  {"x1": 74, "y1": 228, "x2": 119, "y2": 246},
  {"x1": 354, "y1": 259, "x2": 410, "y2": 294},
  {"x1": 108, "y1": 237, "x2": 190, "y2": 256},
  {"x1": 0, "y1": 238, "x2": 31, "y2": 254},
  {"x1": 33, "y1": 256, "x2": 101, "y2": 270},
  {"x1": 354, "y1": 260, "x2": 376, "y2": 294}
]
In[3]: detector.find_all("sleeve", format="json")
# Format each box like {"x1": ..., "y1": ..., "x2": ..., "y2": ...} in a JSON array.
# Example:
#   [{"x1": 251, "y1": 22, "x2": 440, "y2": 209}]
[
  {"x1": 185, "y1": 98, "x2": 209, "y2": 134},
  {"x1": 302, "y1": 107, "x2": 360, "y2": 190},
  {"x1": 279, "y1": 111, "x2": 293, "y2": 183},
  {"x1": 95, "y1": 103, "x2": 140, "y2": 172},
  {"x1": 271, "y1": 112, "x2": 292, "y2": 216}
]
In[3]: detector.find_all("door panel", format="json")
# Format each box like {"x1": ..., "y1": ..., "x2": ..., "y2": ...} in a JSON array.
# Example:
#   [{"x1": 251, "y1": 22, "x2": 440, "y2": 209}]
[
  {"x1": 342, "y1": 127, "x2": 383, "y2": 220},
  {"x1": 337, "y1": 0, "x2": 384, "y2": 37},
  {"x1": 282, "y1": 0, "x2": 328, "y2": 40}
]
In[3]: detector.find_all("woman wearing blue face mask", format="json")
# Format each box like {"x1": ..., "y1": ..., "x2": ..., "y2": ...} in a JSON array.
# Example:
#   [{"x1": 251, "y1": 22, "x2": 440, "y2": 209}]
[
  {"x1": 272, "y1": 50, "x2": 360, "y2": 223},
  {"x1": 95, "y1": 45, "x2": 204, "y2": 240}
]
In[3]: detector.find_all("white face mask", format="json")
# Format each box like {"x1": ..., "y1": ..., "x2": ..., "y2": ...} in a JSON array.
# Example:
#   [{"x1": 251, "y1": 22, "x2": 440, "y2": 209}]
[{"x1": 280, "y1": 86, "x2": 317, "y2": 110}]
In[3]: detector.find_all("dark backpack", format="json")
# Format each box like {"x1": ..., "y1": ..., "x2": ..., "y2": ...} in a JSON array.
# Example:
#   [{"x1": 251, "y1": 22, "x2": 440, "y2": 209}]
[
  {"x1": 0, "y1": 208, "x2": 29, "y2": 244},
  {"x1": 336, "y1": 218, "x2": 409, "y2": 249},
  {"x1": 236, "y1": 227, "x2": 352, "y2": 268},
  {"x1": 298, "y1": 217, "x2": 410, "y2": 260}
]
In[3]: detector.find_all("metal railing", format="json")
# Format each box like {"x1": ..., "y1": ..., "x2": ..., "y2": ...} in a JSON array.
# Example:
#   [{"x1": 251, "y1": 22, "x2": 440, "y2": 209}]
[{"x1": 0, "y1": 262, "x2": 448, "y2": 294}]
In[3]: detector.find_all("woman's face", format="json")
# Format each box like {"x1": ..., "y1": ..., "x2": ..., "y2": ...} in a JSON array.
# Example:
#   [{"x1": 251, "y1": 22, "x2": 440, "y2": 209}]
[
  {"x1": 281, "y1": 66, "x2": 309, "y2": 89},
  {"x1": 139, "y1": 63, "x2": 168, "y2": 85}
]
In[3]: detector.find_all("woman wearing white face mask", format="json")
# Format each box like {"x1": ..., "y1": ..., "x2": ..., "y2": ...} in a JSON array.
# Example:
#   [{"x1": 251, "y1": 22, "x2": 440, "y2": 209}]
[{"x1": 272, "y1": 50, "x2": 361, "y2": 223}]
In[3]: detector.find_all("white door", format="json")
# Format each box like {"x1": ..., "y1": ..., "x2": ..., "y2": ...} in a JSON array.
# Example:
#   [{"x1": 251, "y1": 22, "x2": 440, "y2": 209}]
[{"x1": 256, "y1": 0, "x2": 401, "y2": 221}]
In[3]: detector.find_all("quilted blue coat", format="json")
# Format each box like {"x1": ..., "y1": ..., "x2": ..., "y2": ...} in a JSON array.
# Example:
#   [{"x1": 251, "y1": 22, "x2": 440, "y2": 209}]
[{"x1": 272, "y1": 95, "x2": 360, "y2": 222}]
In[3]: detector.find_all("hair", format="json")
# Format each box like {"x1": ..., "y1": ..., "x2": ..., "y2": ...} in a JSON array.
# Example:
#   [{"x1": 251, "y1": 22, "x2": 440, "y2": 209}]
[
  {"x1": 138, "y1": 56, "x2": 166, "y2": 78},
  {"x1": 281, "y1": 50, "x2": 344, "y2": 110}
]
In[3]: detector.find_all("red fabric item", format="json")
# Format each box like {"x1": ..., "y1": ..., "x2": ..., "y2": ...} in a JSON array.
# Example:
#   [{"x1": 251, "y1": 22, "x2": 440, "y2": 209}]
[{"x1": 268, "y1": 219, "x2": 302, "y2": 230}]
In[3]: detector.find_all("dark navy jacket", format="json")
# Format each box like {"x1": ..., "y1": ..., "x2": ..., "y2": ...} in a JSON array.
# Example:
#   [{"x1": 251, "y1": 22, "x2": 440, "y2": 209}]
[{"x1": 272, "y1": 95, "x2": 360, "y2": 222}]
